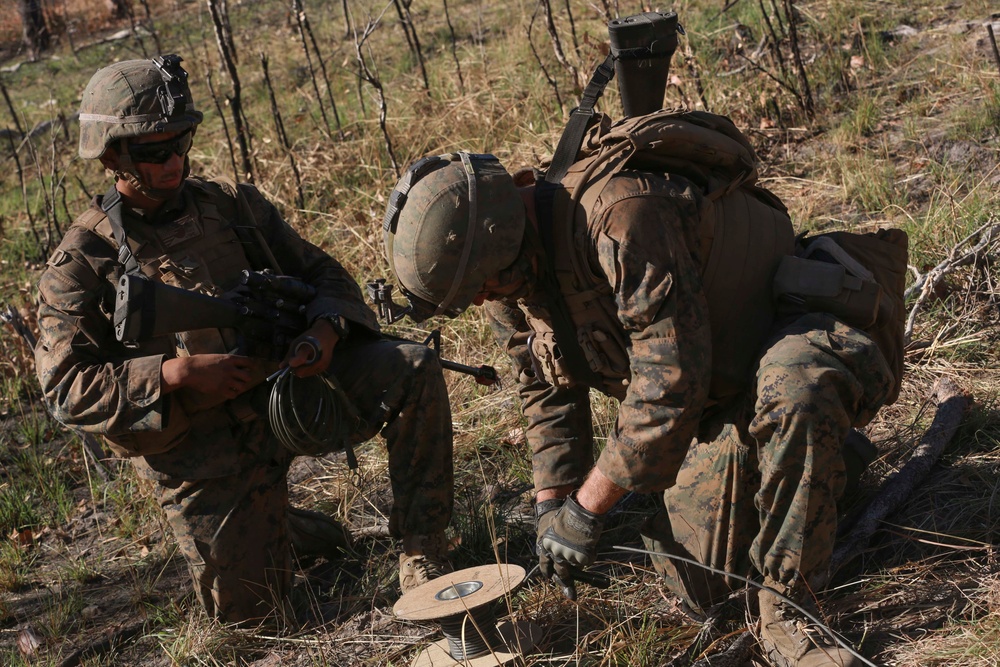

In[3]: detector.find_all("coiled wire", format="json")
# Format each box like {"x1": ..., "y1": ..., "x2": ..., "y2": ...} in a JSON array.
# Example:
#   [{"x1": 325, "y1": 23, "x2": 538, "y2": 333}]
[
  {"x1": 268, "y1": 371, "x2": 358, "y2": 465},
  {"x1": 438, "y1": 606, "x2": 500, "y2": 660}
]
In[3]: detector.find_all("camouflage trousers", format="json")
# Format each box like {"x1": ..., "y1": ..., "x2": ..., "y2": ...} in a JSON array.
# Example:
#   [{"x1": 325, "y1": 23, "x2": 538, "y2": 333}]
[
  {"x1": 643, "y1": 313, "x2": 894, "y2": 612},
  {"x1": 154, "y1": 338, "x2": 453, "y2": 624}
]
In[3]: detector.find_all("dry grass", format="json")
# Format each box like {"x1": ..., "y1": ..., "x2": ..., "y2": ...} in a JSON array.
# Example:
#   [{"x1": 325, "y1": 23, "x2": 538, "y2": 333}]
[{"x1": 1, "y1": 0, "x2": 999, "y2": 665}]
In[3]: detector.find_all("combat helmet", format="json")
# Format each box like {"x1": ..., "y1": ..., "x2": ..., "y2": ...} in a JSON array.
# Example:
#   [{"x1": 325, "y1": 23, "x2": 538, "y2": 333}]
[
  {"x1": 79, "y1": 54, "x2": 203, "y2": 160},
  {"x1": 383, "y1": 152, "x2": 526, "y2": 322}
]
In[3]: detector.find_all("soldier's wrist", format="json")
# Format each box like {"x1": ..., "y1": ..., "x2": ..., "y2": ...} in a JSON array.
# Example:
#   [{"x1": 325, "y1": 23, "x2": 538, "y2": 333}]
[{"x1": 313, "y1": 312, "x2": 350, "y2": 341}]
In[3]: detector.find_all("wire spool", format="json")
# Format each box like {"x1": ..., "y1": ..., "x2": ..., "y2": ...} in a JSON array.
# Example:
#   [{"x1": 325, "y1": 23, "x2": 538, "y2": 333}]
[{"x1": 393, "y1": 564, "x2": 542, "y2": 667}]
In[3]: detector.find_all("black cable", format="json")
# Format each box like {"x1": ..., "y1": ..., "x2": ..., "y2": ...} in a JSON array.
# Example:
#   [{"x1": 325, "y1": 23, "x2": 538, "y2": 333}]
[{"x1": 267, "y1": 370, "x2": 357, "y2": 460}]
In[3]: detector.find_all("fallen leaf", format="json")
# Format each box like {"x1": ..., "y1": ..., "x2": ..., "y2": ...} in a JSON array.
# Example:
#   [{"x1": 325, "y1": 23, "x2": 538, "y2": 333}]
[{"x1": 17, "y1": 626, "x2": 41, "y2": 658}]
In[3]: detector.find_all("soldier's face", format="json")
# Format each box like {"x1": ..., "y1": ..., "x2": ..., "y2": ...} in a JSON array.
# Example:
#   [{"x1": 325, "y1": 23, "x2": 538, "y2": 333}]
[
  {"x1": 126, "y1": 131, "x2": 188, "y2": 190},
  {"x1": 472, "y1": 275, "x2": 526, "y2": 306}
]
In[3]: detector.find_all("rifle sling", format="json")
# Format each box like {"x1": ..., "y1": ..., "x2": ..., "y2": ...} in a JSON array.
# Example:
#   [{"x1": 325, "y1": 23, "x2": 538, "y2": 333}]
[{"x1": 545, "y1": 54, "x2": 616, "y2": 184}]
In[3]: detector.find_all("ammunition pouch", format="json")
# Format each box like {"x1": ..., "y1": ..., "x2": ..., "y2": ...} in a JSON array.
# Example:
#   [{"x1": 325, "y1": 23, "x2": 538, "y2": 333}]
[
  {"x1": 773, "y1": 237, "x2": 883, "y2": 330},
  {"x1": 773, "y1": 229, "x2": 908, "y2": 404}
]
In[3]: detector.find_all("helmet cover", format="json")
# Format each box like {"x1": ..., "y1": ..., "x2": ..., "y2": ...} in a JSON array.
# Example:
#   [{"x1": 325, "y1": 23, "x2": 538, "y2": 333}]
[
  {"x1": 78, "y1": 54, "x2": 203, "y2": 159},
  {"x1": 383, "y1": 152, "x2": 526, "y2": 321}
]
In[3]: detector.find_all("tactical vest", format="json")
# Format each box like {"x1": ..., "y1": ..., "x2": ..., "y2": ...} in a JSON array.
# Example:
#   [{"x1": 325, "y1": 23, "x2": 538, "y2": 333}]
[
  {"x1": 75, "y1": 177, "x2": 260, "y2": 358},
  {"x1": 529, "y1": 110, "x2": 795, "y2": 401}
]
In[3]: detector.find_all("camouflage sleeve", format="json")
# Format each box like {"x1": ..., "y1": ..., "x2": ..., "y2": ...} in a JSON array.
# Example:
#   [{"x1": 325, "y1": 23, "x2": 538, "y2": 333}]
[
  {"x1": 485, "y1": 300, "x2": 594, "y2": 491},
  {"x1": 237, "y1": 184, "x2": 380, "y2": 335},
  {"x1": 591, "y1": 180, "x2": 713, "y2": 493},
  {"x1": 34, "y1": 226, "x2": 189, "y2": 455}
]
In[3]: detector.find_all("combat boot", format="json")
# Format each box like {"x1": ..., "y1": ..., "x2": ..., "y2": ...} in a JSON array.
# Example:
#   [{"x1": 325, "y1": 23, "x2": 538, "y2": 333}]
[
  {"x1": 288, "y1": 506, "x2": 352, "y2": 562},
  {"x1": 758, "y1": 583, "x2": 861, "y2": 667},
  {"x1": 399, "y1": 532, "x2": 453, "y2": 592}
]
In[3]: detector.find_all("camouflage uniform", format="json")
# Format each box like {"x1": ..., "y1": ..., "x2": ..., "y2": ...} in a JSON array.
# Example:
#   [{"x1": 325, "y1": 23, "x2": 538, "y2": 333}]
[
  {"x1": 35, "y1": 180, "x2": 453, "y2": 623},
  {"x1": 486, "y1": 171, "x2": 894, "y2": 611}
]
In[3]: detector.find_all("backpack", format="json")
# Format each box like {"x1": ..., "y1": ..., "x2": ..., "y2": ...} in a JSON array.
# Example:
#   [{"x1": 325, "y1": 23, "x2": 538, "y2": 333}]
[{"x1": 538, "y1": 108, "x2": 907, "y2": 403}]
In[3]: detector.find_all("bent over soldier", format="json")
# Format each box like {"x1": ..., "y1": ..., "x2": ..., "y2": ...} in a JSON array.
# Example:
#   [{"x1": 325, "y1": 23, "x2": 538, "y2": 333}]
[
  {"x1": 35, "y1": 55, "x2": 453, "y2": 625},
  {"x1": 379, "y1": 111, "x2": 904, "y2": 667}
]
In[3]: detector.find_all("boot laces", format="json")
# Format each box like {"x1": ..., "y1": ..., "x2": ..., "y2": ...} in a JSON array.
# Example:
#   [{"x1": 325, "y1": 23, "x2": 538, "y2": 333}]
[{"x1": 774, "y1": 599, "x2": 831, "y2": 649}]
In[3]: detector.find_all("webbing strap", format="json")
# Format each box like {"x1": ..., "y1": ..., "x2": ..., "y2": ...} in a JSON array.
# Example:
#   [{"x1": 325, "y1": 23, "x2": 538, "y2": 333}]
[
  {"x1": 533, "y1": 181, "x2": 602, "y2": 387},
  {"x1": 101, "y1": 186, "x2": 142, "y2": 276},
  {"x1": 435, "y1": 152, "x2": 479, "y2": 317},
  {"x1": 545, "y1": 54, "x2": 616, "y2": 184},
  {"x1": 533, "y1": 53, "x2": 618, "y2": 386}
]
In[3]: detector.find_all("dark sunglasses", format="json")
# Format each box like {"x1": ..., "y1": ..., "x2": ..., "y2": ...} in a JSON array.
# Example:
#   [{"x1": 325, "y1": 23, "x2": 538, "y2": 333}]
[{"x1": 127, "y1": 130, "x2": 193, "y2": 164}]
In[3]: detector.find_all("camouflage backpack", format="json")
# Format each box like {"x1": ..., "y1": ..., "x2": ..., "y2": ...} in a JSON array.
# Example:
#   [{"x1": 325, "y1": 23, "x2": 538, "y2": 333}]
[{"x1": 538, "y1": 108, "x2": 906, "y2": 402}]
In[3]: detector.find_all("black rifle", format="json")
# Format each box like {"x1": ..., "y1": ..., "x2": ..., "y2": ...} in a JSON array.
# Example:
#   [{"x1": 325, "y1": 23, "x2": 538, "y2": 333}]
[
  {"x1": 113, "y1": 269, "x2": 313, "y2": 360},
  {"x1": 114, "y1": 272, "x2": 500, "y2": 386},
  {"x1": 366, "y1": 279, "x2": 500, "y2": 387}
]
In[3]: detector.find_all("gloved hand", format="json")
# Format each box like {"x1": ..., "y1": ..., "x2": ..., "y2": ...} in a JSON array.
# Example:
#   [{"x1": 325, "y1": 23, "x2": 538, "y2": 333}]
[{"x1": 536, "y1": 494, "x2": 605, "y2": 600}]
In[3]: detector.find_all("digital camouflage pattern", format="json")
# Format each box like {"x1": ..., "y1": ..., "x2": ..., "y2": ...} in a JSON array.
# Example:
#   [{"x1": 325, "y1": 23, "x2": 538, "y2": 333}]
[
  {"x1": 645, "y1": 313, "x2": 893, "y2": 611},
  {"x1": 35, "y1": 178, "x2": 453, "y2": 623},
  {"x1": 487, "y1": 170, "x2": 894, "y2": 611},
  {"x1": 156, "y1": 337, "x2": 454, "y2": 622},
  {"x1": 487, "y1": 172, "x2": 713, "y2": 494}
]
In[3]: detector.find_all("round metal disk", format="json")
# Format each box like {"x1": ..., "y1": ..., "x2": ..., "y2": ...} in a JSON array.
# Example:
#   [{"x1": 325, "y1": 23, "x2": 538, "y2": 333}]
[
  {"x1": 394, "y1": 564, "x2": 526, "y2": 621},
  {"x1": 410, "y1": 619, "x2": 543, "y2": 667}
]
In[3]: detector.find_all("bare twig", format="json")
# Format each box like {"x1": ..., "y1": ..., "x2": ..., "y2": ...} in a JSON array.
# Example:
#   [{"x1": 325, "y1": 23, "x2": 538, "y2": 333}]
[
  {"x1": 539, "y1": 0, "x2": 580, "y2": 87},
  {"x1": 7, "y1": 130, "x2": 44, "y2": 256},
  {"x1": 782, "y1": 0, "x2": 813, "y2": 117},
  {"x1": 260, "y1": 52, "x2": 305, "y2": 210},
  {"x1": 299, "y1": 0, "x2": 345, "y2": 139},
  {"x1": 987, "y1": 24, "x2": 1000, "y2": 78},
  {"x1": 734, "y1": 52, "x2": 805, "y2": 109},
  {"x1": 528, "y1": 3, "x2": 564, "y2": 111},
  {"x1": 392, "y1": 0, "x2": 429, "y2": 91},
  {"x1": 830, "y1": 378, "x2": 971, "y2": 574},
  {"x1": 0, "y1": 75, "x2": 25, "y2": 136},
  {"x1": 120, "y1": 0, "x2": 149, "y2": 58},
  {"x1": 683, "y1": 42, "x2": 711, "y2": 111},
  {"x1": 207, "y1": 0, "x2": 254, "y2": 182},
  {"x1": 758, "y1": 0, "x2": 788, "y2": 78},
  {"x1": 204, "y1": 65, "x2": 239, "y2": 182},
  {"x1": 561, "y1": 0, "x2": 580, "y2": 58},
  {"x1": 135, "y1": 0, "x2": 163, "y2": 55},
  {"x1": 353, "y1": 8, "x2": 399, "y2": 176},
  {"x1": 292, "y1": 0, "x2": 336, "y2": 139},
  {"x1": 442, "y1": 0, "x2": 465, "y2": 95},
  {"x1": 341, "y1": 0, "x2": 351, "y2": 38},
  {"x1": 904, "y1": 219, "x2": 1000, "y2": 341}
]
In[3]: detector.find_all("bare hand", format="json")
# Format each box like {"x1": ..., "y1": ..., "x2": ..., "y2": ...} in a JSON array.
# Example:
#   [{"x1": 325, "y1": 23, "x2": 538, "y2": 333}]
[
  {"x1": 282, "y1": 319, "x2": 339, "y2": 378},
  {"x1": 161, "y1": 353, "x2": 264, "y2": 401}
]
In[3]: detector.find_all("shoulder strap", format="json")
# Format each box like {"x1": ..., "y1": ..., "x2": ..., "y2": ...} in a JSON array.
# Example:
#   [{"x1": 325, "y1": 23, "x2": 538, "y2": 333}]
[
  {"x1": 545, "y1": 54, "x2": 617, "y2": 184},
  {"x1": 101, "y1": 186, "x2": 142, "y2": 275},
  {"x1": 533, "y1": 181, "x2": 603, "y2": 387}
]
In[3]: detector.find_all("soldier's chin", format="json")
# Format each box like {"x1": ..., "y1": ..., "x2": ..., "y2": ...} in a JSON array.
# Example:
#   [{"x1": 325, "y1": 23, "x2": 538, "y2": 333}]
[{"x1": 158, "y1": 174, "x2": 184, "y2": 191}]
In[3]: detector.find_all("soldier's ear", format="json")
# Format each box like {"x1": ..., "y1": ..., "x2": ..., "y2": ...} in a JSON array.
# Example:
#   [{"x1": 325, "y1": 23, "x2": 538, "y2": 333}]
[{"x1": 98, "y1": 148, "x2": 120, "y2": 172}]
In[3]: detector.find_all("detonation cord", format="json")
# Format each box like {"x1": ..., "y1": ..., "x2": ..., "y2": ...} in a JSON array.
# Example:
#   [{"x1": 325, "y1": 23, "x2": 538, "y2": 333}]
[
  {"x1": 617, "y1": 546, "x2": 877, "y2": 667},
  {"x1": 527, "y1": 546, "x2": 878, "y2": 667},
  {"x1": 267, "y1": 369, "x2": 358, "y2": 467}
]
